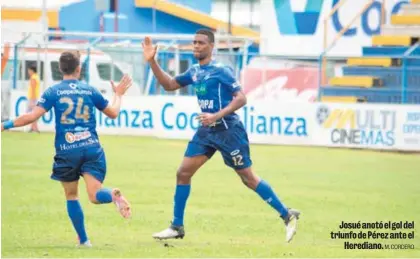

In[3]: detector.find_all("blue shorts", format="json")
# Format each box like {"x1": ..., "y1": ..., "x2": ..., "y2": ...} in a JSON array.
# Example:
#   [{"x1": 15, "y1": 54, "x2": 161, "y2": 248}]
[
  {"x1": 185, "y1": 121, "x2": 252, "y2": 169},
  {"x1": 51, "y1": 146, "x2": 107, "y2": 183}
]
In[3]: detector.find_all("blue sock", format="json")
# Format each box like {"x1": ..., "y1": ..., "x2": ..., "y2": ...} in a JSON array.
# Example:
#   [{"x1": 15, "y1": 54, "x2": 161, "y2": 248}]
[
  {"x1": 255, "y1": 180, "x2": 289, "y2": 218},
  {"x1": 66, "y1": 200, "x2": 88, "y2": 243},
  {"x1": 95, "y1": 188, "x2": 113, "y2": 204},
  {"x1": 172, "y1": 184, "x2": 191, "y2": 226}
]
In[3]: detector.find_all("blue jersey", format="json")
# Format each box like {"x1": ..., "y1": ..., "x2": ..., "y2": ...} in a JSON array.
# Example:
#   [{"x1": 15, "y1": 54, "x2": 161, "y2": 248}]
[
  {"x1": 37, "y1": 79, "x2": 109, "y2": 153},
  {"x1": 175, "y1": 60, "x2": 242, "y2": 127}
]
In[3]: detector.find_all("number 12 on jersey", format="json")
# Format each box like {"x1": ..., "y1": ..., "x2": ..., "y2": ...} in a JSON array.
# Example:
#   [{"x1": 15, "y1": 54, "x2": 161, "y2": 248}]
[{"x1": 232, "y1": 154, "x2": 243, "y2": 166}]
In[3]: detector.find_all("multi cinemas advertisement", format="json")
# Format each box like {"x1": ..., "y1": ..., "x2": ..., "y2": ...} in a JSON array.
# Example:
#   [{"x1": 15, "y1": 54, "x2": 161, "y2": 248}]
[{"x1": 313, "y1": 103, "x2": 420, "y2": 151}]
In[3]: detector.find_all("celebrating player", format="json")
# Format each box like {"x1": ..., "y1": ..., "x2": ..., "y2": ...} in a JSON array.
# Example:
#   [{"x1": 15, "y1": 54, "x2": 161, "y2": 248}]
[
  {"x1": 143, "y1": 29, "x2": 301, "y2": 243},
  {"x1": 2, "y1": 51, "x2": 132, "y2": 247}
]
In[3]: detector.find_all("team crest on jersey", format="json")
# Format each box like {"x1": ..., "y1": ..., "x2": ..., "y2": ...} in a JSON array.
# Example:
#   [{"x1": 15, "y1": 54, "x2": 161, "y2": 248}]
[
  {"x1": 194, "y1": 83, "x2": 207, "y2": 96},
  {"x1": 69, "y1": 83, "x2": 78, "y2": 89},
  {"x1": 192, "y1": 74, "x2": 198, "y2": 82}
]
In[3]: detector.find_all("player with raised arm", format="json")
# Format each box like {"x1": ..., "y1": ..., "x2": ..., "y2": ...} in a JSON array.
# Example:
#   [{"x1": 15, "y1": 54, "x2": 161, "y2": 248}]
[
  {"x1": 2, "y1": 51, "x2": 132, "y2": 247},
  {"x1": 142, "y1": 29, "x2": 301, "y2": 243}
]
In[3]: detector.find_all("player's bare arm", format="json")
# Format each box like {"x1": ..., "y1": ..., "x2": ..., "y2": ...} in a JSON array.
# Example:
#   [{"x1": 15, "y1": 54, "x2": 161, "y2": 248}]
[
  {"x1": 142, "y1": 36, "x2": 182, "y2": 92},
  {"x1": 102, "y1": 74, "x2": 132, "y2": 119},
  {"x1": 1, "y1": 106, "x2": 46, "y2": 132},
  {"x1": 198, "y1": 90, "x2": 247, "y2": 126}
]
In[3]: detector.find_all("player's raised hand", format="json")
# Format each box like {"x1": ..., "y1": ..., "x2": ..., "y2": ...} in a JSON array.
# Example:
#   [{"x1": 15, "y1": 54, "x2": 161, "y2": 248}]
[
  {"x1": 197, "y1": 113, "x2": 219, "y2": 127},
  {"x1": 142, "y1": 36, "x2": 158, "y2": 62},
  {"x1": 1, "y1": 124, "x2": 4, "y2": 132},
  {"x1": 111, "y1": 74, "x2": 132, "y2": 96}
]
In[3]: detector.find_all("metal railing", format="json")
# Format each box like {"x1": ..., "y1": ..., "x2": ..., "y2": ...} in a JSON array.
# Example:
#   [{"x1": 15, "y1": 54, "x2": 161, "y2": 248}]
[
  {"x1": 319, "y1": 49, "x2": 420, "y2": 104},
  {"x1": 2, "y1": 29, "x2": 420, "y2": 108},
  {"x1": 321, "y1": 0, "x2": 375, "y2": 85},
  {"x1": 318, "y1": 0, "x2": 420, "y2": 104},
  {"x1": 402, "y1": 43, "x2": 420, "y2": 103}
]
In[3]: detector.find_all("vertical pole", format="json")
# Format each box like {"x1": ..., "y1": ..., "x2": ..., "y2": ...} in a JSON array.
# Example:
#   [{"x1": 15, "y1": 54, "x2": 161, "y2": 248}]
[
  {"x1": 381, "y1": 0, "x2": 386, "y2": 33},
  {"x1": 86, "y1": 48, "x2": 91, "y2": 84},
  {"x1": 250, "y1": 0, "x2": 254, "y2": 28},
  {"x1": 114, "y1": 0, "x2": 119, "y2": 42},
  {"x1": 402, "y1": 57, "x2": 407, "y2": 104},
  {"x1": 153, "y1": 0, "x2": 157, "y2": 33},
  {"x1": 42, "y1": 0, "x2": 48, "y2": 44},
  {"x1": 241, "y1": 40, "x2": 249, "y2": 89},
  {"x1": 42, "y1": 0, "x2": 48, "y2": 91},
  {"x1": 175, "y1": 46, "x2": 180, "y2": 95},
  {"x1": 262, "y1": 54, "x2": 267, "y2": 98},
  {"x1": 318, "y1": 54, "x2": 323, "y2": 102},
  {"x1": 228, "y1": 0, "x2": 232, "y2": 34},
  {"x1": 13, "y1": 45, "x2": 18, "y2": 90},
  {"x1": 322, "y1": 19, "x2": 328, "y2": 85},
  {"x1": 99, "y1": 12, "x2": 104, "y2": 33}
]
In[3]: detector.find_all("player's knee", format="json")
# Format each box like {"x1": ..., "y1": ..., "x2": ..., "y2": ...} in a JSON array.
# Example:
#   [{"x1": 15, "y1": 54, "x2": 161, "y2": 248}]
[
  {"x1": 239, "y1": 175, "x2": 252, "y2": 188},
  {"x1": 237, "y1": 171, "x2": 259, "y2": 189},
  {"x1": 176, "y1": 168, "x2": 193, "y2": 182},
  {"x1": 64, "y1": 189, "x2": 78, "y2": 200},
  {"x1": 88, "y1": 192, "x2": 100, "y2": 204}
]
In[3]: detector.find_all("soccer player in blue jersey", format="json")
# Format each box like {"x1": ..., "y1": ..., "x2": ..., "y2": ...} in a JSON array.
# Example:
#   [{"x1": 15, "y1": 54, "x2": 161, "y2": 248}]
[
  {"x1": 142, "y1": 29, "x2": 301, "y2": 243},
  {"x1": 2, "y1": 51, "x2": 132, "y2": 247}
]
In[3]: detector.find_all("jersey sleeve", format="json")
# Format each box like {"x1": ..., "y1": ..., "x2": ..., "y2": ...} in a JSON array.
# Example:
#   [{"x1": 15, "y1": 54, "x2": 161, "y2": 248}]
[
  {"x1": 219, "y1": 66, "x2": 242, "y2": 94},
  {"x1": 175, "y1": 67, "x2": 194, "y2": 87},
  {"x1": 36, "y1": 87, "x2": 56, "y2": 111},
  {"x1": 91, "y1": 87, "x2": 109, "y2": 111}
]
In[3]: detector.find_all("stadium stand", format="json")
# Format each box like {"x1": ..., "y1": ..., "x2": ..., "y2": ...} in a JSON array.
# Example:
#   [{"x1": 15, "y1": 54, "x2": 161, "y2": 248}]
[{"x1": 320, "y1": 0, "x2": 420, "y2": 104}]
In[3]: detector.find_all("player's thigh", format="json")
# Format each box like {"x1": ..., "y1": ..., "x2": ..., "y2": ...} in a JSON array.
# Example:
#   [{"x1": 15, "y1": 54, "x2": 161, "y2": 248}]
[
  {"x1": 81, "y1": 147, "x2": 107, "y2": 183},
  {"x1": 51, "y1": 152, "x2": 83, "y2": 183},
  {"x1": 184, "y1": 129, "x2": 217, "y2": 162},
  {"x1": 218, "y1": 123, "x2": 253, "y2": 170},
  {"x1": 61, "y1": 180, "x2": 79, "y2": 200},
  {"x1": 178, "y1": 155, "x2": 210, "y2": 175},
  {"x1": 82, "y1": 173, "x2": 103, "y2": 202}
]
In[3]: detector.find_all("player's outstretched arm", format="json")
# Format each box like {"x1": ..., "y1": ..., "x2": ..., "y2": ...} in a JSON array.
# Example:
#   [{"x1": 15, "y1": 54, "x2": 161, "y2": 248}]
[
  {"x1": 142, "y1": 36, "x2": 182, "y2": 92},
  {"x1": 1, "y1": 106, "x2": 47, "y2": 132},
  {"x1": 102, "y1": 74, "x2": 132, "y2": 119}
]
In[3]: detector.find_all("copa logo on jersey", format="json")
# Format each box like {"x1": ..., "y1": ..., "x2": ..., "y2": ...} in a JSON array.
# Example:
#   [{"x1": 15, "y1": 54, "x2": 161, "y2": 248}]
[
  {"x1": 316, "y1": 105, "x2": 396, "y2": 147},
  {"x1": 65, "y1": 131, "x2": 92, "y2": 144},
  {"x1": 402, "y1": 112, "x2": 420, "y2": 146}
]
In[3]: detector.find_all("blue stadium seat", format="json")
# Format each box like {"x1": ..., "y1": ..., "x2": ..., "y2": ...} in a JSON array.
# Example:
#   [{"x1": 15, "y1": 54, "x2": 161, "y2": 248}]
[
  {"x1": 342, "y1": 66, "x2": 420, "y2": 89},
  {"x1": 320, "y1": 87, "x2": 420, "y2": 104},
  {"x1": 362, "y1": 46, "x2": 420, "y2": 56},
  {"x1": 320, "y1": 4, "x2": 420, "y2": 104}
]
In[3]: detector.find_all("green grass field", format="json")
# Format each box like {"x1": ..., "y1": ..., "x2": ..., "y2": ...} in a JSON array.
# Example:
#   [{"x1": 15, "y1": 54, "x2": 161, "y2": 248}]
[{"x1": 2, "y1": 131, "x2": 420, "y2": 258}]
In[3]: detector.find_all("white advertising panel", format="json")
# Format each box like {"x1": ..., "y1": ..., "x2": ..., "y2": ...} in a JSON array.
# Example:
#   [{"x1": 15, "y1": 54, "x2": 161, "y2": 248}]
[
  {"x1": 9, "y1": 91, "x2": 420, "y2": 151},
  {"x1": 260, "y1": 0, "x2": 407, "y2": 57}
]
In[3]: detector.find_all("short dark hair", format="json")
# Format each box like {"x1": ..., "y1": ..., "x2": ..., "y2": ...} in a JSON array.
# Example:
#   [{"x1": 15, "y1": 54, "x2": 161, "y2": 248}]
[
  {"x1": 196, "y1": 29, "x2": 215, "y2": 43},
  {"x1": 59, "y1": 51, "x2": 80, "y2": 75},
  {"x1": 28, "y1": 64, "x2": 37, "y2": 73}
]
